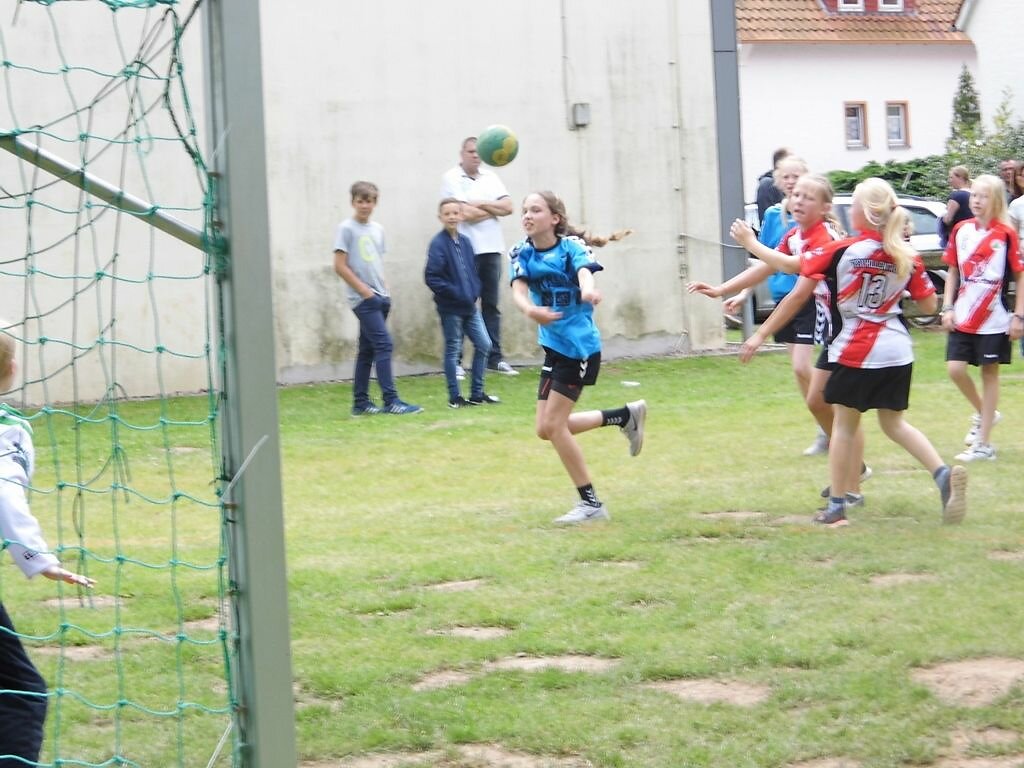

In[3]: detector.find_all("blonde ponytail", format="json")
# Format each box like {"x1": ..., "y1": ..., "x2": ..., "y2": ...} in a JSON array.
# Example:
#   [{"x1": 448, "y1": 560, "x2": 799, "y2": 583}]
[{"x1": 854, "y1": 178, "x2": 915, "y2": 278}]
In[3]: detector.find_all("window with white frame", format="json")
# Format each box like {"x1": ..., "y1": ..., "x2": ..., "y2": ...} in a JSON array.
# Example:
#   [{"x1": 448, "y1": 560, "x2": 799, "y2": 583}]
[
  {"x1": 878, "y1": 0, "x2": 904, "y2": 10},
  {"x1": 845, "y1": 102, "x2": 867, "y2": 148},
  {"x1": 886, "y1": 102, "x2": 909, "y2": 147},
  {"x1": 838, "y1": 0, "x2": 865, "y2": 11}
]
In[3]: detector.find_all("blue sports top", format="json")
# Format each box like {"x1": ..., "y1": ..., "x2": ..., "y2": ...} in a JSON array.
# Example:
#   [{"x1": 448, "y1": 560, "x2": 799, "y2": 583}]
[
  {"x1": 509, "y1": 235, "x2": 604, "y2": 360},
  {"x1": 760, "y1": 204, "x2": 798, "y2": 301}
]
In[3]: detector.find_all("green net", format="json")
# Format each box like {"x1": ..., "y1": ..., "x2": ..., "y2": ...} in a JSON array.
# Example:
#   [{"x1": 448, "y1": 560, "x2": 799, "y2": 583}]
[{"x1": 1, "y1": 0, "x2": 239, "y2": 765}]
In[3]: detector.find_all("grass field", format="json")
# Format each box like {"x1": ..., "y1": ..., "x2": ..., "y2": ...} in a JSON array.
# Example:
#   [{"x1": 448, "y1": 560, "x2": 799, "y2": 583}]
[
  {"x1": 281, "y1": 329, "x2": 1024, "y2": 768},
  {"x1": 9, "y1": 329, "x2": 1024, "y2": 767}
]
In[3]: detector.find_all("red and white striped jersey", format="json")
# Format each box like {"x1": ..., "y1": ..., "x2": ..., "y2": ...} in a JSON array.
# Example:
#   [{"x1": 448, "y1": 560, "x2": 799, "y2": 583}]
[
  {"x1": 822, "y1": 233, "x2": 935, "y2": 368},
  {"x1": 778, "y1": 219, "x2": 842, "y2": 343},
  {"x1": 942, "y1": 218, "x2": 1022, "y2": 335}
]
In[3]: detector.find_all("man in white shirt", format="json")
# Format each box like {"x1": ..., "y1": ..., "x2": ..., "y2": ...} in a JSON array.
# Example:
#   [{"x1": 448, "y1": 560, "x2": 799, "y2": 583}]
[{"x1": 440, "y1": 137, "x2": 518, "y2": 375}]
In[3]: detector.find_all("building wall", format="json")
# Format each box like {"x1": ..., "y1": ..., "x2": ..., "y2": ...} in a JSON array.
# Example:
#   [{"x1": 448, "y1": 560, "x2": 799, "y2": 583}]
[
  {"x1": 1, "y1": 0, "x2": 728, "y2": 402},
  {"x1": 958, "y1": 0, "x2": 1024, "y2": 130},
  {"x1": 738, "y1": 43, "x2": 976, "y2": 199}
]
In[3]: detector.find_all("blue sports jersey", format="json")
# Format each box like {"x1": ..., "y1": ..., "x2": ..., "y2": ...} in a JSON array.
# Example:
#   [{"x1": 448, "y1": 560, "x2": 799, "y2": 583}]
[
  {"x1": 509, "y1": 236, "x2": 604, "y2": 360},
  {"x1": 760, "y1": 204, "x2": 798, "y2": 301}
]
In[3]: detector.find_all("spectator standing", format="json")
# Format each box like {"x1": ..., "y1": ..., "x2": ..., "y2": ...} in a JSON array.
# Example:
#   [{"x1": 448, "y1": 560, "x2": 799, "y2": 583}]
[
  {"x1": 440, "y1": 137, "x2": 519, "y2": 376},
  {"x1": 940, "y1": 165, "x2": 973, "y2": 248},
  {"x1": 755, "y1": 147, "x2": 792, "y2": 225}
]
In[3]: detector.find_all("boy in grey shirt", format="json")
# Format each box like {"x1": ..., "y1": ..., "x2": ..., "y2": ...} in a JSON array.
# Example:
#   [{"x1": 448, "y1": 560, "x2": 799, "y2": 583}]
[{"x1": 333, "y1": 181, "x2": 422, "y2": 415}]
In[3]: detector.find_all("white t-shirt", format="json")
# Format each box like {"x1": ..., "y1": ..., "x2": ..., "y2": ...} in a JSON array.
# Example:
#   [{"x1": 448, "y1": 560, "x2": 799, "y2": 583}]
[{"x1": 440, "y1": 165, "x2": 510, "y2": 255}]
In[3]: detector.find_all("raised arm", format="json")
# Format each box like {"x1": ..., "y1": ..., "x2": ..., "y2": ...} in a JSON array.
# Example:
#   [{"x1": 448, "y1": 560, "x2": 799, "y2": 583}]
[{"x1": 730, "y1": 219, "x2": 801, "y2": 273}]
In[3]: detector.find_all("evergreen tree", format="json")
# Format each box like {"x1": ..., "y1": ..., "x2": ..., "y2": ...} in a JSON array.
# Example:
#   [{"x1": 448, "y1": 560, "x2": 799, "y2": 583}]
[{"x1": 948, "y1": 64, "x2": 982, "y2": 151}]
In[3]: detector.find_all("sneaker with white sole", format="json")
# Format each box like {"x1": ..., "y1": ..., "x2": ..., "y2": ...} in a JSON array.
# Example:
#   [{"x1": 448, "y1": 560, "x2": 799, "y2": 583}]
[
  {"x1": 963, "y1": 410, "x2": 1001, "y2": 445},
  {"x1": 812, "y1": 505, "x2": 849, "y2": 528},
  {"x1": 469, "y1": 393, "x2": 500, "y2": 405},
  {"x1": 621, "y1": 400, "x2": 647, "y2": 457},
  {"x1": 954, "y1": 442, "x2": 995, "y2": 462},
  {"x1": 351, "y1": 402, "x2": 383, "y2": 416},
  {"x1": 820, "y1": 464, "x2": 872, "y2": 498},
  {"x1": 802, "y1": 431, "x2": 829, "y2": 456},
  {"x1": 490, "y1": 361, "x2": 519, "y2": 376},
  {"x1": 553, "y1": 501, "x2": 610, "y2": 524},
  {"x1": 384, "y1": 400, "x2": 423, "y2": 415},
  {"x1": 937, "y1": 464, "x2": 968, "y2": 525}
]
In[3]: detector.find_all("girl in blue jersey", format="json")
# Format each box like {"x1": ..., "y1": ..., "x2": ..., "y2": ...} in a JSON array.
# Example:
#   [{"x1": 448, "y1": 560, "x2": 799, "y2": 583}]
[{"x1": 510, "y1": 191, "x2": 642, "y2": 525}]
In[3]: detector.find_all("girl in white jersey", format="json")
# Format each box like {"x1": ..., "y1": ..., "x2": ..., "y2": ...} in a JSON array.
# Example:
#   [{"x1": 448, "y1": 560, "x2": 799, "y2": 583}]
[
  {"x1": 941, "y1": 174, "x2": 1024, "y2": 462},
  {"x1": 509, "y1": 192, "x2": 641, "y2": 525},
  {"x1": 816, "y1": 179, "x2": 967, "y2": 527},
  {"x1": 0, "y1": 325, "x2": 95, "y2": 763}
]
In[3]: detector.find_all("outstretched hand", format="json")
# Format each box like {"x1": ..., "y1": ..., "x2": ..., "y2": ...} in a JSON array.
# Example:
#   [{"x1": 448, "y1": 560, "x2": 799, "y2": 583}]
[
  {"x1": 43, "y1": 565, "x2": 96, "y2": 589},
  {"x1": 686, "y1": 281, "x2": 722, "y2": 299},
  {"x1": 738, "y1": 333, "x2": 764, "y2": 363},
  {"x1": 580, "y1": 288, "x2": 602, "y2": 306},
  {"x1": 729, "y1": 218, "x2": 756, "y2": 248},
  {"x1": 723, "y1": 288, "x2": 750, "y2": 315},
  {"x1": 527, "y1": 306, "x2": 563, "y2": 326}
]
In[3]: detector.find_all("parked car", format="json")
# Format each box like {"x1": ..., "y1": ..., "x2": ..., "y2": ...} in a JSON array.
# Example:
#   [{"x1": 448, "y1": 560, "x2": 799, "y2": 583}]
[{"x1": 740, "y1": 195, "x2": 947, "y2": 325}]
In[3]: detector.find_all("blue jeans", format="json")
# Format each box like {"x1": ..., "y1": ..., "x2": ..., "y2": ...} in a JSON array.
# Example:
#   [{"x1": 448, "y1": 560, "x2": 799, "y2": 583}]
[
  {"x1": 0, "y1": 602, "x2": 47, "y2": 766},
  {"x1": 440, "y1": 310, "x2": 491, "y2": 400},
  {"x1": 352, "y1": 295, "x2": 399, "y2": 407}
]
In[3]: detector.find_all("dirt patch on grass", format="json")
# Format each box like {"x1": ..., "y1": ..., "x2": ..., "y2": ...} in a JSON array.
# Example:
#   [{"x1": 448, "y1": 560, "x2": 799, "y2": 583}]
[
  {"x1": 484, "y1": 655, "x2": 619, "y2": 674},
  {"x1": 949, "y1": 727, "x2": 1020, "y2": 753},
  {"x1": 771, "y1": 515, "x2": 815, "y2": 526},
  {"x1": 869, "y1": 573, "x2": 939, "y2": 587},
  {"x1": 429, "y1": 627, "x2": 512, "y2": 640},
  {"x1": 302, "y1": 745, "x2": 593, "y2": 767},
  {"x1": 988, "y1": 550, "x2": 1024, "y2": 562},
  {"x1": 701, "y1": 510, "x2": 768, "y2": 521},
  {"x1": 30, "y1": 644, "x2": 111, "y2": 662},
  {"x1": 912, "y1": 658, "x2": 1024, "y2": 706},
  {"x1": 643, "y1": 677, "x2": 771, "y2": 706},
  {"x1": 787, "y1": 759, "x2": 862, "y2": 768},
  {"x1": 425, "y1": 579, "x2": 485, "y2": 592},
  {"x1": 930, "y1": 757, "x2": 1024, "y2": 767},
  {"x1": 576, "y1": 560, "x2": 642, "y2": 569},
  {"x1": 412, "y1": 670, "x2": 475, "y2": 692},
  {"x1": 43, "y1": 594, "x2": 118, "y2": 609}
]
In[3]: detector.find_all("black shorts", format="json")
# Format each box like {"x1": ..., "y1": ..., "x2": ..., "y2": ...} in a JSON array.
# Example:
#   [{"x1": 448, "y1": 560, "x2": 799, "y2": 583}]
[
  {"x1": 814, "y1": 345, "x2": 836, "y2": 372},
  {"x1": 824, "y1": 363, "x2": 912, "y2": 412},
  {"x1": 538, "y1": 346, "x2": 601, "y2": 402},
  {"x1": 773, "y1": 297, "x2": 816, "y2": 345},
  {"x1": 945, "y1": 330, "x2": 1012, "y2": 366}
]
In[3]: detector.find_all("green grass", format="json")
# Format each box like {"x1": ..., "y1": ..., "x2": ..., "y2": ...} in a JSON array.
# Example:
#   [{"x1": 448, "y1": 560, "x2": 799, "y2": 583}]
[{"x1": 9, "y1": 329, "x2": 1024, "y2": 767}]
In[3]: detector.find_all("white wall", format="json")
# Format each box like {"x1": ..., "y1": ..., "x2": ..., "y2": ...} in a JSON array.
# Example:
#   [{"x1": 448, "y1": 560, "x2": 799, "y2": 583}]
[
  {"x1": 958, "y1": 0, "x2": 1024, "y2": 130},
  {"x1": 738, "y1": 44, "x2": 976, "y2": 199},
  {"x1": 1, "y1": 0, "x2": 728, "y2": 402}
]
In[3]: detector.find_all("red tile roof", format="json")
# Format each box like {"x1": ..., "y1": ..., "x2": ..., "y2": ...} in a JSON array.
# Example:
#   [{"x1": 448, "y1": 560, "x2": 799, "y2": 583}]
[{"x1": 737, "y1": 0, "x2": 971, "y2": 44}]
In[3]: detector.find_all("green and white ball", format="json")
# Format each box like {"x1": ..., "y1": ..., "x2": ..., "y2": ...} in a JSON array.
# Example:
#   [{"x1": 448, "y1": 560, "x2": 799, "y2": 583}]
[{"x1": 477, "y1": 124, "x2": 519, "y2": 167}]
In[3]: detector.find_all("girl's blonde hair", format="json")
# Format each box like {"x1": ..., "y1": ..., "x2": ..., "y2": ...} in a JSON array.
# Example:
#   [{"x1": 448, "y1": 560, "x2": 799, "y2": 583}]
[
  {"x1": 854, "y1": 177, "x2": 916, "y2": 278},
  {"x1": 796, "y1": 174, "x2": 846, "y2": 237},
  {"x1": 971, "y1": 173, "x2": 1009, "y2": 225},
  {"x1": 775, "y1": 156, "x2": 809, "y2": 223},
  {"x1": 0, "y1": 322, "x2": 16, "y2": 392},
  {"x1": 529, "y1": 191, "x2": 633, "y2": 247},
  {"x1": 950, "y1": 165, "x2": 971, "y2": 185}
]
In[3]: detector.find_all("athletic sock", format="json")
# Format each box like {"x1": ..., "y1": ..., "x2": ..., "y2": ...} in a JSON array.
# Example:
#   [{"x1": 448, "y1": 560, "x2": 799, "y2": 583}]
[
  {"x1": 600, "y1": 405, "x2": 630, "y2": 427},
  {"x1": 829, "y1": 496, "x2": 846, "y2": 513},
  {"x1": 577, "y1": 484, "x2": 601, "y2": 507}
]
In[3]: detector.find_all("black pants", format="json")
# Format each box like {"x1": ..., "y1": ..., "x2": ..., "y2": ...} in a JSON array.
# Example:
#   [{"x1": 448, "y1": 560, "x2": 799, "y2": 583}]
[{"x1": 0, "y1": 601, "x2": 47, "y2": 766}]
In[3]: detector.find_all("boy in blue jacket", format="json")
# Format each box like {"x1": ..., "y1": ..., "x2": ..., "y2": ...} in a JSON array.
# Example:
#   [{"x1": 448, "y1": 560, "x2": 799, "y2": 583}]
[{"x1": 425, "y1": 199, "x2": 499, "y2": 407}]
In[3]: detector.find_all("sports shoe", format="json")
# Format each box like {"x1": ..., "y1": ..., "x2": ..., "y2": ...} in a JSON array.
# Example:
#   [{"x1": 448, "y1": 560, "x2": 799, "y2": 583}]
[
  {"x1": 937, "y1": 464, "x2": 968, "y2": 525},
  {"x1": 448, "y1": 396, "x2": 476, "y2": 409},
  {"x1": 621, "y1": 400, "x2": 647, "y2": 457},
  {"x1": 802, "y1": 431, "x2": 829, "y2": 456},
  {"x1": 384, "y1": 400, "x2": 423, "y2": 415},
  {"x1": 954, "y1": 442, "x2": 995, "y2": 462},
  {"x1": 820, "y1": 464, "x2": 872, "y2": 498},
  {"x1": 351, "y1": 402, "x2": 382, "y2": 416},
  {"x1": 553, "y1": 501, "x2": 610, "y2": 524},
  {"x1": 812, "y1": 505, "x2": 849, "y2": 528},
  {"x1": 490, "y1": 361, "x2": 519, "y2": 376},
  {"x1": 469, "y1": 393, "x2": 500, "y2": 405},
  {"x1": 455, "y1": 365, "x2": 466, "y2": 381},
  {"x1": 816, "y1": 492, "x2": 863, "y2": 511},
  {"x1": 963, "y1": 410, "x2": 1001, "y2": 445}
]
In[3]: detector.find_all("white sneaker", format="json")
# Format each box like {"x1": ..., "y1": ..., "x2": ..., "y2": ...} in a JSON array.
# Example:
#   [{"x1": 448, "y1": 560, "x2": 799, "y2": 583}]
[
  {"x1": 553, "y1": 501, "x2": 609, "y2": 524},
  {"x1": 954, "y1": 442, "x2": 996, "y2": 462},
  {"x1": 963, "y1": 410, "x2": 1001, "y2": 445},
  {"x1": 621, "y1": 400, "x2": 647, "y2": 457},
  {"x1": 491, "y1": 360, "x2": 519, "y2": 376},
  {"x1": 455, "y1": 365, "x2": 466, "y2": 381},
  {"x1": 802, "y1": 431, "x2": 829, "y2": 457}
]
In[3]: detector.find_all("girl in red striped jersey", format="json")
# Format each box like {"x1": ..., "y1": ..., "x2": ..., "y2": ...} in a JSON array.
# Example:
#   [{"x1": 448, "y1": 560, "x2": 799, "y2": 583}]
[
  {"x1": 816, "y1": 178, "x2": 966, "y2": 526},
  {"x1": 942, "y1": 173, "x2": 1024, "y2": 462}
]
